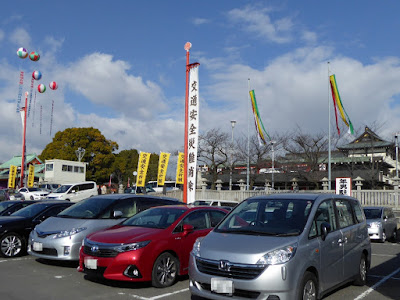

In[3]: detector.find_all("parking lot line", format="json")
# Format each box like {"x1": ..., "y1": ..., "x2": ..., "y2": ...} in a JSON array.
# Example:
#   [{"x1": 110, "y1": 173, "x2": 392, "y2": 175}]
[
  {"x1": 354, "y1": 267, "x2": 400, "y2": 300},
  {"x1": 130, "y1": 288, "x2": 189, "y2": 300}
]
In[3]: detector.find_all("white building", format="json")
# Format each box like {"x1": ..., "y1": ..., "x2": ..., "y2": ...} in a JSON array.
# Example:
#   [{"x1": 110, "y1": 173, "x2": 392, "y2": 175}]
[{"x1": 42, "y1": 159, "x2": 87, "y2": 184}]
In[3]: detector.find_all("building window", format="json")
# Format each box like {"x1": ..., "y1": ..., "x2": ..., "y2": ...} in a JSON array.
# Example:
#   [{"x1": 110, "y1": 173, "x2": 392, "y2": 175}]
[
  {"x1": 46, "y1": 164, "x2": 54, "y2": 171},
  {"x1": 62, "y1": 165, "x2": 68, "y2": 171}
]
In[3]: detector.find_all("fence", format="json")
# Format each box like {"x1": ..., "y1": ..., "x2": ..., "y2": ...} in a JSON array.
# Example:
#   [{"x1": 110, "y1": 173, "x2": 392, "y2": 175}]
[{"x1": 164, "y1": 189, "x2": 400, "y2": 210}]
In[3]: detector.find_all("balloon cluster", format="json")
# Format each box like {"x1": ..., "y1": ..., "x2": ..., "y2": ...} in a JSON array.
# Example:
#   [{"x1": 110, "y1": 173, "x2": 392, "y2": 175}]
[{"x1": 17, "y1": 47, "x2": 58, "y2": 94}]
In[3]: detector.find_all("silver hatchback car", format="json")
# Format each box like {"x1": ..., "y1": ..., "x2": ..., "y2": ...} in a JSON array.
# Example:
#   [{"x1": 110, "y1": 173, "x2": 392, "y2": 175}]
[
  {"x1": 363, "y1": 206, "x2": 398, "y2": 242},
  {"x1": 189, "y1": 193, "x2": 371, "y2": 300}
]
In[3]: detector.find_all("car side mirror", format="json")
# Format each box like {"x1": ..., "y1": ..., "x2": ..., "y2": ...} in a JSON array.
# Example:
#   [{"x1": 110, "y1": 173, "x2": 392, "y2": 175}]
[
  {"x1": 320, "y1": 222, "x2": 331, "y2": 241},
  {"x1": 113, "y1": 210, "x2": 123, "y2": 219},
  {"x1": 183, "y1": 224, "x2": 194, "y2": 236}
]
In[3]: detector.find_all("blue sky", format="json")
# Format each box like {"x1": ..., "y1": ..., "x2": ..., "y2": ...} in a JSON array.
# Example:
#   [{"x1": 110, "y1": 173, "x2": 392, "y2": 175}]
[{"x1": 1, "y1": 0, "x2": 400, "y2": 168}]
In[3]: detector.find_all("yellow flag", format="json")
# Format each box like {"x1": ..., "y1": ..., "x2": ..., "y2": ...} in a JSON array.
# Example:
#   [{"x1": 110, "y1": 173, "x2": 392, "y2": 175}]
[
  {"x1": 28, "y1": 165, "x2": 35, "y2": 187},
  {"x1": 157, "y1": 152, "x2": 170, "y2": 186},
  {"x1": 176, "y1": 152, "x2": 185, "y2": 185},
  {"x1": 8, "y1": 165, "x2": 17, "y2": 189},
  {"x1": 136, "y1": 152, "x2": 151, "y2": 187}
]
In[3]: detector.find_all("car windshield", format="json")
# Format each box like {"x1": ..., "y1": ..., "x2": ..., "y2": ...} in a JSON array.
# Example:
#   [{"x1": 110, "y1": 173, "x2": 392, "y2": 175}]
[
  {"x1": 53, "y1": 185, "x2": 72, "y2": 193},
  {"x1": 122, "y1": 207, "x2": 186, "y2": 229},
  {"x1": 363, "y1": 208, "x2": 382, "y2": 219},
  {"x1": 193, "y1": 200, "x2": 211, "y2": 206},
  {"x1": 12, "y1": 203, "x2": 48, "y2": 218},
  {"x1": 27, "y1": 188, "x2": 41, "y2": 192},
  {"x1": 0, "y1": 202, "x2": 15, "y2": 213},
  {"x1": 215, "y1": 198, "x2": 313, "y2": 236},
  {"x1": 58, "y1": 196, "x2": 115, "y2": 219}
]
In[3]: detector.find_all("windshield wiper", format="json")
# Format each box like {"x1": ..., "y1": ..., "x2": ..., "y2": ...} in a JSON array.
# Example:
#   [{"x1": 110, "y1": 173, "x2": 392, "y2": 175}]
[
  {"x1": 274, "y1": 231, "x2": 300, "y2": 237},
  {"x1": 217, "y1": 229, "x2": 278, "y2": 236}
]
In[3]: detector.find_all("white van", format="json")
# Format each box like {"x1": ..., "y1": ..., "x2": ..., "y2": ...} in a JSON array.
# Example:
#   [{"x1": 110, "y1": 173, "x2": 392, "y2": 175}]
[{"x1": 46, "y1": 181, "x2": 98, "y2": 202}]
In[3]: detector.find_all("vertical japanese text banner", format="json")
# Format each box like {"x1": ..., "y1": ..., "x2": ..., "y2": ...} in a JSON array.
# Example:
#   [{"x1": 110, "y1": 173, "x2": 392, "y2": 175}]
[
  {"x1": 157, "y1": 152, "x2": 170, "y2": 186},
  {"x1": 176, "y1": 152, "x2": 185, "y2": 185},
  {"x1": 8, "y1": 165, "x2": 17, "y2": 189},
  {"x1": 28, "y1": 164, "x2": 35, "y2": 187},
  {"x1": 187, "y1": 65, "x2": 200, "y2": 203},
  {"x1": 136, "y1": 152, "x2": 151, "y2": 187}
]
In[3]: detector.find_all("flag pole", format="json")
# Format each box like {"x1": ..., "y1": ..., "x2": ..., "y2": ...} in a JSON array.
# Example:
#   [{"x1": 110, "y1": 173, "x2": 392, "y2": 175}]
[
  {"x1": 183, "y1": 42, "x2": 192, "y2": 203},
  {"x1": 247, "y1": 78, "x2": 250, "y2": 190},
  {"x1": 328, "y1": 62, "x2": 332, "y2": 190},
  {"x1": 20, "y1": 91, "x2": 28, "y2": 188}
]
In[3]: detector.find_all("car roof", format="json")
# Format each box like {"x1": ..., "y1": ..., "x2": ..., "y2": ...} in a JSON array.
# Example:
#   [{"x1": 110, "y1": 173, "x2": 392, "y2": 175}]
[
  {"x1": 149, "y1": 205, "x2": 228, "y2": 212},
  {"x1": 89, "y1": 194, "x2": 180, "y2": 202},
  {"x1": 248, "y1": 193, "x2": 357, "y2": 202},
  {"x1": 1, "y1": 200, "x2": 38, "y2": 204}
]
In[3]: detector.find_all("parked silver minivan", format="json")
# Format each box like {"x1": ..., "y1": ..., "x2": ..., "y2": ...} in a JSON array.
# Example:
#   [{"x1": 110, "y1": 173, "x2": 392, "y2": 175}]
[{"x1": 189, "y1": 193, "x2": 371, "y2": 300}]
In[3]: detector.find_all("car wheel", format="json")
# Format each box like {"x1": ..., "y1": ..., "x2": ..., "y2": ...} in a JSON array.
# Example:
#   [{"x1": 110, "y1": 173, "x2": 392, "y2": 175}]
[
  {"x1": 30, "y1": 195, "x2": 34, "y2": 200},
  {"x1": 354, "y1": 254, "x2": 367, "y2": 286},
  {"x1": 0, "y1": 233, "x2": 25, "y2": 258},
  {"x1": 298, "y1": 271, "x2": 318, "y2": 300},
  {"x1": 151, "y1": 252, "x2": 179, "y2": 288},
  {"x1": 391, "y1": 229, "x2": 397, "y2": 242},
  {"x1": 380, "y1": 231, "x2": 386, "y2": 243}
]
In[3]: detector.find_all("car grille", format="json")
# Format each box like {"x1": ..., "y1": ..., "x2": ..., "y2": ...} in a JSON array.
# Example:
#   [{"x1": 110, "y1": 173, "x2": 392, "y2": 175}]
[
  {"x1": 195, "y1": 257, "x2": 267, "y2": 280},
  {"x1": 199, "y1": 283, "x2": 260, "y2": 299},
  {"x1": 83, "y1": 266, "x2": 107, "y2": 278},
  {"x1": 31, "y1": 248, "x2": 58, "y2": 256},
  {"x1": 83, "y1": 245, "x2": 119, "y2": 258}
]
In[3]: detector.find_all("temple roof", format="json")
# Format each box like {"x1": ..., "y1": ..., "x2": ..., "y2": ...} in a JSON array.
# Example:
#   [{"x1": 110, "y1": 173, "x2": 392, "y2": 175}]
[{"x1": 337, "y1": 126, "x2": 393, "y2": 150}]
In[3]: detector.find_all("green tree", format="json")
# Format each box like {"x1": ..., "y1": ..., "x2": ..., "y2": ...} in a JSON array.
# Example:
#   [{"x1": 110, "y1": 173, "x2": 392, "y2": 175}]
[
  {"x1": 39, "y1": 127, "x2": 118, "y2": 183},
  {"x1": 111, "y1": 150, "x2": 160, "y2": 187}
]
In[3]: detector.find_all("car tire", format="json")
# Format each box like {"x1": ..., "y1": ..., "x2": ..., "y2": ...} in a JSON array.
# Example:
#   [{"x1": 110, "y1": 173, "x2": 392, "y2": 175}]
[
  {"x1": 354, "y1": 254, "x2": 367, "y2": 286},
  {"x1": 151, "y1": 252, "x2": 179, "y2": 288},
  {"x1": 380, "y1": 231, "x2": 386, "y2": 243},
  {"x1": 30, "y1": 195, "x2": 34, "y2": 200},
  {"x1": 0, "y1": 232, "x2": 25, "y2": 258},
  {"x1": 298, "y1": 271, "x2": 318, "y2": 300},
  {"x1": 390, "y1": 229, "x2": 397, "y2": 242}
]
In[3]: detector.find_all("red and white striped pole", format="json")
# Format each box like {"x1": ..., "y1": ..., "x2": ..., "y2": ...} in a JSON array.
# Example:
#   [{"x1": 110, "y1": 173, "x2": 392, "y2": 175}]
[{"x1": 20, "y1": 91, "x2": 28, "y2": 188}]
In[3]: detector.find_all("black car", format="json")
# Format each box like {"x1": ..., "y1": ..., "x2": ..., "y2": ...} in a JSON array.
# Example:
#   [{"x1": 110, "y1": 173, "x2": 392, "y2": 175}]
[
  {"x1": 0, "y1": 200, "x2": 38, "y2": 216},
  {"x1": 0, "y1": 200, "x2": 73, "y2": 258}
]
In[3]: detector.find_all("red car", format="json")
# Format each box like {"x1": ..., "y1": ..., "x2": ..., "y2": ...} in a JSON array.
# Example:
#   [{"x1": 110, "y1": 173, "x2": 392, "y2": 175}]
[{"x1": 78, "y1": 205, "x2": 228, "y2": 287}]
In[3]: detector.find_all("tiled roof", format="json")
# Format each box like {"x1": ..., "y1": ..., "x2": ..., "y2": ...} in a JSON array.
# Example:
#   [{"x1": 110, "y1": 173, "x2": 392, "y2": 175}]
[{"x1": 0, "y1": 154, "x2": 43, "y2": 169}]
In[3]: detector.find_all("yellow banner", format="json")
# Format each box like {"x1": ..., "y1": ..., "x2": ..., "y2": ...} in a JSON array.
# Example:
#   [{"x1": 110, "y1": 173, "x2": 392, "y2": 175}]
[
  {"x1": 8, "y1": 165, "x2": 17, "y2": 189},
  {"x1": 176, "y1": 152, "x2": 185, "y2": 185},
  {"x1": 28, "y1": 164, "x2": 35, "y2": 187},
  {"x1": 136, "y1": 152, "x2": 151, "y2": 187},
  {"x1": 157, "y1": 152, "x2": 170, "y2": 186}
]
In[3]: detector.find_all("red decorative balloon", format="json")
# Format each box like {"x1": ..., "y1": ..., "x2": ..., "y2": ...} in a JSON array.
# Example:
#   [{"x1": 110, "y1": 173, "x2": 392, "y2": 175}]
[
  {"x1": 49, "y1": 81, "x2": 58, "y2": 90},
  {"x1": 29, "y1": 51, "x2": 40, "y2": 61},
  {"x1": 38, "y1": 84, "x2": 46, "y2": 93}
]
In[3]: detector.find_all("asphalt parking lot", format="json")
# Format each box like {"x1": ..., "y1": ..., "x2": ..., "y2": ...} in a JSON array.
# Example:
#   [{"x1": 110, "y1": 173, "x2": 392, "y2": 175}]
[{"x1": 0, "y1": 241, "x2": 399, "y2": 300}]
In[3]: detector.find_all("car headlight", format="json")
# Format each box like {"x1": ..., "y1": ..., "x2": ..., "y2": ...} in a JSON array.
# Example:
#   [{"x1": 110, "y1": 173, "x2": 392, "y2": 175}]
[
  {"x1": 192, "y1": 237, "x2": 204, "y2": 257},
  {"x1": 256, "y1": 244, "x2": 297, "y2": 265},
  {"x1": 114, "y1": 241, "x2": 150, "y2": 252},
  {"x1": 53, "y1": 227, "x2": 87, "y2": 239},
  {"x1": 370, "y1": 222, "x2": 382, "y2": 228}
]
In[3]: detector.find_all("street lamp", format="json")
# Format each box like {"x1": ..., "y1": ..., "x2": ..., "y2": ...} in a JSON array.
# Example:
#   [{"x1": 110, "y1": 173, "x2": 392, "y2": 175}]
[
  {"x1": 75, "y1": 147, "x2": 85, "y2": 162},
  {"x1": 395, "y1": 134, "x2": 399, "y2": 178},
  {"x1": 271, "y1": 140, "x2": 276, "y2": 190},
  {"x1": 229, "y1": 120, "x2": 236, "y2": 190}
]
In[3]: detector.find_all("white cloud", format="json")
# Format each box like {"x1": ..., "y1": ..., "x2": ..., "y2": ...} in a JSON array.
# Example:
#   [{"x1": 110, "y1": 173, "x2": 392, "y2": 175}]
[
  {"x1": 227, "y1": 5, "x2": 293, "y2": 44},
  {"x1": 62, "y1": 53, "x2": 167, "y2": 120},
  {"x1": 192, "y1": 18, "x2": 210, "y2": 26},
  {"x1": 9, "y1": 28, "x2": 32, "y2": 48}
]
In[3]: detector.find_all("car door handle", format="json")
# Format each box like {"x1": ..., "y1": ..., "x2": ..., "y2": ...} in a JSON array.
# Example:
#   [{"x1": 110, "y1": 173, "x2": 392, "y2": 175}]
[{"x1": 337, "y1": 237, "x2": 347, "y2": 245}]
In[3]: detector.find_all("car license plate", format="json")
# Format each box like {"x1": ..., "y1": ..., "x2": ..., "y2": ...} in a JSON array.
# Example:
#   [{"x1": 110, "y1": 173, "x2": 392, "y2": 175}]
[
  {"x1": 33, "y1": 242, "x2": 43, "y2": 252},
  {"x1": 84, "y1": 258, "x2": 97, "y2": 270},
  {"x1": 211, "y1": 278, "x2": 234, "y2": 294}
]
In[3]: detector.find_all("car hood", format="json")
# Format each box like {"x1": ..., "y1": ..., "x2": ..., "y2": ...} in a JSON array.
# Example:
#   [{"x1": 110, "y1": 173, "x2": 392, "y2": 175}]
[
  {"x1": 366, "y1": 218, "x2": 381, "y2": 224},
  {"x1": 35, "y1": 216, "x2": 107, "y2": 233},
  {"x1": 197, "y1": 231, "x2": 299, "y2": 264},
  {"x1": 0, "y1": 216, "x2": 29, "y2": 225},
  {"x1": 88, "y1": 225, "x2": 162, "y2": 244}
]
